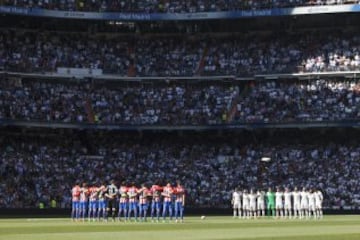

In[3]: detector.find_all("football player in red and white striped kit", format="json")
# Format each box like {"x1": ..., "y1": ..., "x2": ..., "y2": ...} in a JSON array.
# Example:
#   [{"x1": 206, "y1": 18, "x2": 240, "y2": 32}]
[
  {"x1": 162, "y1": 183, "x2": 174, "y2": 222},
  {"x1": 71, "y1": 183, "x2": 81, "y2": 221},
  {"x1": 88, "y1": 185, "x2": 99, "y2": 222},
  {"x1": 127, "y1": 182, "x2": 139, "y2": 221},
  {"x1": 117, "y1": 181, "x2": 129, "y2": 221},
  {"x1": 150, "y1": 183, "x2": 162, "y2": 222},
  {"x1": 138, "y1": 184, "x2": 151, "y2": 222},
  {"x1": 79, "y1": 183, "x2": 89, "y2": 222},
  {"x1": 174, "y1": 181, "x2": 186, "y2": 223}
]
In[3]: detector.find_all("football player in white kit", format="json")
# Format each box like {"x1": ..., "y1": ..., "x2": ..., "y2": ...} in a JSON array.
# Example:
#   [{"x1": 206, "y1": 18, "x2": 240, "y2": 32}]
[
  {"x1": 242, "y1": 189, "x2": 250, "y2": 219},
  {"x1": 292, "y1": 187, "x2": 301, "y2": 218},
  {"x1": 275, "y1": 187, "x2": 284, "y2": 218},
  {"x1": 283, "y1": 187, "x2": 292, "y2": 219},
  {"x1": 256, "y1": 190, "x2": 266, "y2": 217},
  {"x1": 232, "y1": 188, "x2": 242, "y2": 218},
  {"x1": 300, "y1": 187, "x2": 309, "y2": 219},
  {"x1": 248, "y1": 189, "x2": 257, "y2": 218},
  {"x1": 315, "y1": 189, "x2": 323, "y2": 219},
  {"x1": 308, "y1": 189, "x2": 316, "y2": 219}
]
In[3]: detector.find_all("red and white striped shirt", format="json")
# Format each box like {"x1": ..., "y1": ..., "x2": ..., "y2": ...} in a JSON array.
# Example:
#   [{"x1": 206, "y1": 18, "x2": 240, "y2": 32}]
[
  {"x1": 139, "y1": 187, "x2": 150, "y2": 204},
  {"x1": 80, "y1": 187, "x2": 89, "y2": 202},
  {"x1": 151, "y1": 185, "x2": 162, "y2": 202},
  {"x1": 128, "y1": 186, "x2": 138, "y2": 203},
  {"x1": 162, "y1": 186, "x2": 173, "y2": 202},
  {"x1": 175, "y1": 186, "x2": 185, "y2": 203},
  {"x1": 89, "y1": 187, "x2": 98, "y2": 201},
  {"x1": 119, "y1": 186, "x2": 128, "y2": 203},
  {"x1": 72, "y1": 185, "x2": 80, "y2": 201}
]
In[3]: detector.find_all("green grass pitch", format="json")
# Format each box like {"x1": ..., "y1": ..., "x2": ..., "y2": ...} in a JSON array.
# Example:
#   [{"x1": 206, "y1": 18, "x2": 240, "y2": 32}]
[{"x1": 0, "y1": 215, "x2": 359, "y2": 240}]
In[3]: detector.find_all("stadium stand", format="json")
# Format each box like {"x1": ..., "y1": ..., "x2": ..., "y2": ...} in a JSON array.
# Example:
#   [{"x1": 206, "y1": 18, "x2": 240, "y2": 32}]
[
  {"x1": 2, "y1": 0, "x2": 360, "y2": 13},
  {"x1": 1, "y1": 77, "x2": 359, "y2": 124},
  {"x1": 0, "y1": 0, "x2": 360, "y2": 215},
  {"x1": 0, "y1": 131, "x2": 359, "y2": 209},
  {"x1": 1, "y1": 30, "x2": 359, "y2": 76}
]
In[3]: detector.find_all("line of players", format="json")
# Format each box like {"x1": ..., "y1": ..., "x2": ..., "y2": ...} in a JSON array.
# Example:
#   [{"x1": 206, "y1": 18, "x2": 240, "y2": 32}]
[
  {"x1": 232, "y1": 187, "x2": 323, "y2": 219},
  {"x1": 71, "y1": 180, "x2": 186, "y2": 223}
]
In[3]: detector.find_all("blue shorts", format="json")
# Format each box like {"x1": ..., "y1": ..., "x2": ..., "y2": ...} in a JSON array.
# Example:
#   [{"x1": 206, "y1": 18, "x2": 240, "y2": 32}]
[
  {"x1": 89, "y1": 201, "x2": 98, "y2": 209},
  {"x1": 163, "y1": 201, "x2": 172, "y2": 209},
  {"x1": 119, "y1": 202, "x2": 128, "y2": 210},
  {"x1": 175, "y1": 202, "x2": 184, "y2": 211},
  {"x1": 98, "y1": 200, "x2": 106, "y2": 209},
  {"x1": 151, "y1": 201, "x2": 161, "y2": 210},
  {"x1": 129, "y1": 202, "x2": 138, "y2": 210},
  {"x1": 72, "y1": 201, "x2": 79, "y2": 209},
  {"x1": 79, "y1": 201, "x2": 88, "y2": 209},
  {"x1": 139, "y1": 203, "x2": 148, "y2": 210}
]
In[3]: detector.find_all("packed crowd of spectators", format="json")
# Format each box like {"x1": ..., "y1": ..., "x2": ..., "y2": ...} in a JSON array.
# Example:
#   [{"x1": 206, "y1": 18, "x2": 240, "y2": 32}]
[
  {"x1": 1, "y1": 78, "x2": 359, "y2": 124},
  {"x1": 0, "y1": 79, "x2": 238, "y2": 124},
  {"x1": 0, "y1": 30, "x2": 131, "y2": 74},
  {"x1": 0, "y1": 132, "x2": 359, "y2": 209},
  {"x1": 134, "y1": 38, "x2": 203, "y2": 76},
  {"x1": 0, "y1": 79, "x2": 88, "y2": 122},
  {"x1": 234, "y1": 79, "x2": 360, "y2": 123},
  {"x1": 1, "y1": 30, "x2": 360, "y2": 76},
  {"x1": 1, "y1": 0, "x2": 360, "y2": 13},
  {"x1": 202, "y1": 33, "x2": 360, "y2": 76},
  {"x1": 91, "y1": 83, "x2": 237, "y2": 125}
]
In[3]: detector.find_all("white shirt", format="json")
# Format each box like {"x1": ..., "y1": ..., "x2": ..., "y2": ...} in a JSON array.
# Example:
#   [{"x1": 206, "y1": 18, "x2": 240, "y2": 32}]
[
  {"x1": 315, "y1": 191, "x2": 323, "y2": 205},
  {"x1": 249, "y1": 193, "x2": 257, "y2": 203},
  {"x1": 242, "y1": 193, "x2": 249, "y2": 205},
  {"x1": 232, "y1": 191, "x2": 241, "y2": 203},
  {"x1": 257, "y1": 191, "x2": 265, "y2": 202},
  {"x1": 275, "y1": 191, "x2": 284, "y2": 203},
  {"x1": 284, "y1": 192, "x2": 292, "y2": 205},
  {"x1": 308, "y1": 193, "x2": 316, "y2": 206},
  {"x1": 293, "y1": 191, "x2": 301, "y2": 204},
  {"x1": 300, "y1": 191, "x2": 309, "y2": 204}
]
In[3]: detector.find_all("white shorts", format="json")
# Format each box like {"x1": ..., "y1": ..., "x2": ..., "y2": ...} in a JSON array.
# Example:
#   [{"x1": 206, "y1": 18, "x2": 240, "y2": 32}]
[
  {"x1": 233, "y1": 202, "x2": 241, "y2": 209},
  {"x1": 249, "y1": 203, "x2": 256, "y2": 211},
  {"x1": 301, "y1": 202, "x2": 308, "y2": 209},
  {"x1": 276, "y1": 203, "x2": 283, "y2": 209},
  {"x1": 315, "y1": 202, "x2": 322, "y2": 209},
  {"x1": 257, "y1": 201, "x2": 265, "y2": 210},
  {"x1": 243, "y1": 204, "x2": 249, "y2": 210},
  {"x1": 284, "y1": 202, "x2": 292, "y2": 210},
  {"x1": 309, "y1": 204, "x2": 315, "y2": 211},
  {"x1": 293, "y1": 202, "x2": 300, "y2": 211}
]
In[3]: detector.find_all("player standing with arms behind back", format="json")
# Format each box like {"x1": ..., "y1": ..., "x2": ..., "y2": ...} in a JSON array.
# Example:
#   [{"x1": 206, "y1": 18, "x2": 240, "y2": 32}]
[
  {"x1": 257, "y1": 190, "x2": 265, "y2": 217},
  {"x1": 232, "y1": 188, "x2": 242, "y2": 218},
  {"x1": 284, "y1": 187, "x2": 292, "y2": 219},
  {"x1": 315, "y1": 189, "x2": 324, "y2": 219},
  {"x1": 248, "y1": 189, "x2": 257, "y2": 218},
  {"x1": 242, "y1": 189, "x2": 250, "y2": 219},
  {"x1": 308, "y1": 189, "x2": 317, "y2": 219},
  {"x1": 275, "y1": 187, "x2": 284, "y2": 218},
  {"x1": 300, "y1": 187, "x2": 309, "y2": 219},
  {"x1": 292, "y1": 187, "x2": 301, "y2": 219}
]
